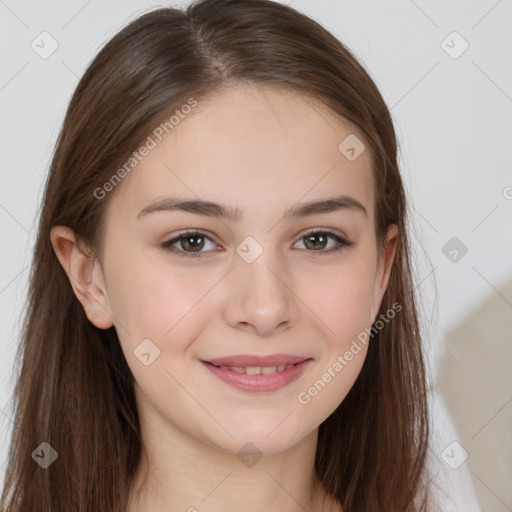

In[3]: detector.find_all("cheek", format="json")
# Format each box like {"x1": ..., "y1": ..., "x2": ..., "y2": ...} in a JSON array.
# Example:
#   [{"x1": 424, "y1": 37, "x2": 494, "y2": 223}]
[
  {"x1": 296, "y1": 273, "x2": 373, "y2": 419},
  {"x1": 294, "y1": 254, "x2": 376, "y2": 406},
  {"x1": 109, "y1": 264, "x2": 211, "y2": 407},
  {"x1": 108, "y1": 253, "x2": 211, "y2": 333},
  {"x1": 108, "y1": 256, "x2": 222, "y2": 376},
  {"x1": 302, "y1": 254, "x2": 377, "y2": 341}
]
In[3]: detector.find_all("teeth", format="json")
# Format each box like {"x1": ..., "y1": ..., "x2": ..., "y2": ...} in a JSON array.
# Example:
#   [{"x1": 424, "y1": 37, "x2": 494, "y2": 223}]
[
  {"x1": 219, "y1": 365, "x2": 245, "y2": 373},
  {"x1": 217, "y1": 364, "x2": 295, "y2": 374}
]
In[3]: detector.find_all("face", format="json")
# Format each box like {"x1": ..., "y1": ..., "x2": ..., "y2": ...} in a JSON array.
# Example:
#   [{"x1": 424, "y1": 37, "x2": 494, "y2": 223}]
[{"x1": 74, "y1": 84, "x2": 396, "y2": 457}]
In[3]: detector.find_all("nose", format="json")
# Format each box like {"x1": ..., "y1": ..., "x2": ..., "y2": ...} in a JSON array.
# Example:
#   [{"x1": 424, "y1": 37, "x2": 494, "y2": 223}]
[{"x1": 222, "y1": 245, "x2": 298, "y2": 337}]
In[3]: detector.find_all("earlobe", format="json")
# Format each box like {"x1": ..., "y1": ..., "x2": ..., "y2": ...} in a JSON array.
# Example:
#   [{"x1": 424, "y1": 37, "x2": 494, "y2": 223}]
[
  {"x1": 370, "y1": 224, "x2": 398, "y2": 323},
  {"x1": 49, "y1": 225, "x2": 114, "y2": 329}
]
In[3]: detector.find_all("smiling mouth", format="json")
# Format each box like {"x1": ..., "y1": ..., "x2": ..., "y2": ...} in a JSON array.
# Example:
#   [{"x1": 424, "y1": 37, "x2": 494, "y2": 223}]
[{"x1": 201, "y1": 359, "x2": 312, "y2": 393}]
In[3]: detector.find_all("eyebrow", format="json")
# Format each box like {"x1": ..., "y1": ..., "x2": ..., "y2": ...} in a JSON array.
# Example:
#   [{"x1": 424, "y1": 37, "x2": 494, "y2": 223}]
[{"x1": 137, "y1": 195, "x2": 368, "y2": 222}]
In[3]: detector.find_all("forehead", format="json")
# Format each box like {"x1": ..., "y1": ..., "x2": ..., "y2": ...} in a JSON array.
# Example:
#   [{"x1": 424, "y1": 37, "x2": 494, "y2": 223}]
[{"x1": 106, "y1": 83, "x2": 375, "y2": 224}]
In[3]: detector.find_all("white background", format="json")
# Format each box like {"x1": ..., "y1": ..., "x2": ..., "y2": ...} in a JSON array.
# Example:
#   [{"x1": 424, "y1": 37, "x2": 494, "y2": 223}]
[{"x1": 1, "y1": 1, "x2": 511, "y2": 510}]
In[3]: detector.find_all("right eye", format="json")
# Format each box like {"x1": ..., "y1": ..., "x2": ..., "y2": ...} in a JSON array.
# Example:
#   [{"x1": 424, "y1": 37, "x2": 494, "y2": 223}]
[{"x1": 160, "y1": 230, "x2": 222, "y2": 258}]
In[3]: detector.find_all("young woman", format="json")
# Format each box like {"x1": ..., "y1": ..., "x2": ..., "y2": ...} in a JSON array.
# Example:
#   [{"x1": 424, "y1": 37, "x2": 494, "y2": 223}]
[{"x1": 1, "y1": 1, "x2": 434, "y2": 510}]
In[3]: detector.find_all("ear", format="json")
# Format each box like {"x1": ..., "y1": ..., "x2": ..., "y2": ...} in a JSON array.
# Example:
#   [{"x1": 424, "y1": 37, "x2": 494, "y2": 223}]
[
  {"x1": 50, "y1": 225, "x2": 114, "y2": 329},
  {"x1": 370, "y1": 224, "x2": 398, "y2": 323}
]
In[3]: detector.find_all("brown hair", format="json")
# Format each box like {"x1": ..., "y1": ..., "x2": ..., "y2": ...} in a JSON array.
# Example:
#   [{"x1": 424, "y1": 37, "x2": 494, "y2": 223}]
[{"x1": 0, "y1": 1, "x2": 432, "y2": 510}]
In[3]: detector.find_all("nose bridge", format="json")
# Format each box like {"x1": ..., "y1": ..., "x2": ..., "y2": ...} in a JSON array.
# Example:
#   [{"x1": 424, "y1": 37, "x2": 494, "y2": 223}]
[{"x1": 224, "y1": 234, "x2": 296, "y2": 334}]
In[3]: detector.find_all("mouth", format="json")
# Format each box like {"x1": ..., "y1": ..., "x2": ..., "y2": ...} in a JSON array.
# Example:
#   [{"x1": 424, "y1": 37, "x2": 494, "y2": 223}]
[{"x1": 200, "y1": 355, "x2": 312, "y2": 393}]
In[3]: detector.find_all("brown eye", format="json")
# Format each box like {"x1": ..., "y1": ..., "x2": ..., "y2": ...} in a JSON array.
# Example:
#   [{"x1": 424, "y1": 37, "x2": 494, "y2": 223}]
[
  {"x1": 303, "y1": 232, "x2": 329, "y2": 251},
  {"x1": 179, "y1": 234, "x2": 205, "y2": 252},
  {"x1": 294, "y1": 230, "x2": 354, "y2": 254},
  {"x1": 160, "y1": 231, "x2": 219, "y2": 259}
]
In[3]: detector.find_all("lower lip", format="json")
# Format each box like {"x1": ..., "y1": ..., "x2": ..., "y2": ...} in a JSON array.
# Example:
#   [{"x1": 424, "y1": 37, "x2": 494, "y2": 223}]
[{"x1": 202, "y1": 360, "x2": 312, "y2": 393}]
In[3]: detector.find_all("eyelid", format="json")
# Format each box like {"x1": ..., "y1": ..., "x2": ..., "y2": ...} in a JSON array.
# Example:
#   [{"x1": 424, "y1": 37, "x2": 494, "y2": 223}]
[
  {"x1": 167, "y1": 228, "x2": 222, "y2": 245},
  {"x1": 298, "y1": 226, "x2": 351, "y2": 242}
]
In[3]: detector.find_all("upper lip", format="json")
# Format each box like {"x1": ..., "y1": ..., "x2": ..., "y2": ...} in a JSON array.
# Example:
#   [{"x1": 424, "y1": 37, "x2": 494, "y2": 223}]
[{"x1": 203, "y1": 354, "x2": 310, "y2": 367}]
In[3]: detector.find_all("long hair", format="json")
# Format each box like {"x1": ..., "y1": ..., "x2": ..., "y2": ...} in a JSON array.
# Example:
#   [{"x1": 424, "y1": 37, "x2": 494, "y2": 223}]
[{"x1": 0, "y1": 1, "x2": 431, "y2": 510}]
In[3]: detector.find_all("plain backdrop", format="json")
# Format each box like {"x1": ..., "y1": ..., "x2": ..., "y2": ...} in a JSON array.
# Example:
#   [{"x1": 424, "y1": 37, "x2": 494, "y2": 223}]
[{"x1": 1, "y1": 1, "x2": 511, "y2": 510}]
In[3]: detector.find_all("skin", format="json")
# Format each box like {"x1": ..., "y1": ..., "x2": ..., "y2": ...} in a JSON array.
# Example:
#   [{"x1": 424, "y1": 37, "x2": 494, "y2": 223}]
[{"x1": 51, "y1": 83, "x2": 397, "y2": 512}]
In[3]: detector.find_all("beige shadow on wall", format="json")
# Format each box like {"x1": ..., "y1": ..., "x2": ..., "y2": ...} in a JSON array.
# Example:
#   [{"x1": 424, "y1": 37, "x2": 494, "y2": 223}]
[{"x1": 437, "y1": 277, "x2": 512, "y2": 512}]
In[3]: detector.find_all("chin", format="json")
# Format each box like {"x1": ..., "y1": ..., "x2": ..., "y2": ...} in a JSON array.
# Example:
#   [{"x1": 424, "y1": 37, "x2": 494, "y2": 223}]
[{"x1": 215, "y1": 421, "x2": 310, "y2": 458}]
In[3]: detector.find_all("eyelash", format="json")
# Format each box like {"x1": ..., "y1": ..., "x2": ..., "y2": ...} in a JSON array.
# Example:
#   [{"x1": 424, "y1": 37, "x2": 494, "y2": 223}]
[{"x1": 160, "y1": 229, "x2": 354, "y2": 259}]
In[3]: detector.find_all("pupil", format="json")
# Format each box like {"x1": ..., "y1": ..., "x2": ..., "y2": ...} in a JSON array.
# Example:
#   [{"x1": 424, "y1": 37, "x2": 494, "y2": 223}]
[
  {"x1": 306, "y1": 233, "x2": 326, "y2": 250},
  {"x1": 183, "y1": 235, "x2": 203, "y2": 251}
]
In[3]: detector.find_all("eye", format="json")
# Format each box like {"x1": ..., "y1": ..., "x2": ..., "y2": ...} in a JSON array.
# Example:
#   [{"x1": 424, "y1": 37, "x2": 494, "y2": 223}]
[
  {"x1": 160, "y1": 230, "x2": 220, "y2": 259},
  {"x1": 293, "y1": 229, "x2": 354, "y2": 255},
  {"x1": 160, "y1": 228, "x2": 354, "y2": 259}
]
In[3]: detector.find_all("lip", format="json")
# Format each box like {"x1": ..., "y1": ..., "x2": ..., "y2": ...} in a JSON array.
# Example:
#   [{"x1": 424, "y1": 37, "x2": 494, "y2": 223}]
[{"x1": 201, "y1": 356, "x2": 312, "y2": 393}]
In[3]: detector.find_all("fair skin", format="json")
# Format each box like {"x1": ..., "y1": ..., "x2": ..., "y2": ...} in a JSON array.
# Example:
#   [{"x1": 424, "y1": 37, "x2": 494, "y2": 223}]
[{"x1": 51, "y1": 83, "x2": 397, "y2": 512}]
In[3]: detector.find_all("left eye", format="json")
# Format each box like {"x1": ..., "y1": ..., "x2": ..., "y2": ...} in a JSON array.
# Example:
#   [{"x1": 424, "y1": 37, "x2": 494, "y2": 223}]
[
  {"x1": 294, "y1": 230, "x2": 353, "y2": 253},
  {"x1": 160, "y1": 229, "x2": 354, "y2": 259}
]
